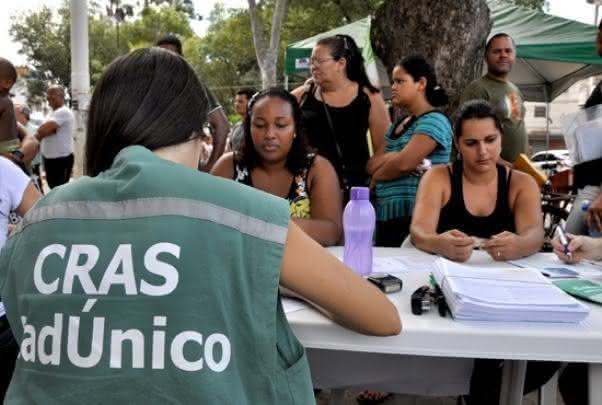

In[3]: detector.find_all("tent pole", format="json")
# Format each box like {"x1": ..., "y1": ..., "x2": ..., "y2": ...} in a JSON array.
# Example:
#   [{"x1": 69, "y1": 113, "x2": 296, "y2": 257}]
[
  {"x1": 545, "y1": 101, "x2": 550, "y2": 152},
  {"x1": 543, "y1": 86, "x2": 550, "y2": 153}
]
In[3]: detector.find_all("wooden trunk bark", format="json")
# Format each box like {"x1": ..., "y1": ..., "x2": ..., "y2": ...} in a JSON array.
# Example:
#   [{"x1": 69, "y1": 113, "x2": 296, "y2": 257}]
[
  {"x1": 371, "y1": 0, "x2": 491, "y2": 114},
  {"x1": 248, "y1": 0, "x2": 288, "y2": 88}
]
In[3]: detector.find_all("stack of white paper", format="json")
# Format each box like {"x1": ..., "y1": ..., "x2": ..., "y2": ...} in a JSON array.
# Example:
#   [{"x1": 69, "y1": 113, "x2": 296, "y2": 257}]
[{"x1": 432, "y1": 258, "x2": 589, "y2": 323}]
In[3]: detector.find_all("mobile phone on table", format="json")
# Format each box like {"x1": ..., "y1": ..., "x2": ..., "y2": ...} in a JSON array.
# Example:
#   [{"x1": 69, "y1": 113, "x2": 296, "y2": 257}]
[{"x1": 367, "y1": 273, "x2": 403, "y2": 293}]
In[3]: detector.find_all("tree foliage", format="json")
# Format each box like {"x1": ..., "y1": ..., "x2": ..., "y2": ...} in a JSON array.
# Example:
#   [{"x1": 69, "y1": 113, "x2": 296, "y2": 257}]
[
  {"x1": 10, "y1": 3, "x2": 194, "y2": 93},
  {"x1": 145, "y1": 0, "x2": 198, "y2": 19},
  {"x1": 10, "y1": 6, "x2": 71, "y2": 87},
  {"x1": 511, "y1": 0, "x2": 546, "y2": 10},
  {"x1": 9, "y1": 0, "x2": 548, "y2": 111}
]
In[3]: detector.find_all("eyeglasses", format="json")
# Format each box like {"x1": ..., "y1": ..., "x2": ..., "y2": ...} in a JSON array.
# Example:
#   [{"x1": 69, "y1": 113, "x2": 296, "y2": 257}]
[{"x1": 310, "y1": 57, "x2": 334, "y2": 66}]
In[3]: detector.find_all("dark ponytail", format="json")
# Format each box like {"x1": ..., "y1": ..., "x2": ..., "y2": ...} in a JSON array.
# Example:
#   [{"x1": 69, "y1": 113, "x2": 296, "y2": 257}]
[
  {"x1": 316, "y1": 34, "x2": 379, "y2": 94},
  {"x1": 399, "y1": 55, "x2": 448, "y2": 107}
]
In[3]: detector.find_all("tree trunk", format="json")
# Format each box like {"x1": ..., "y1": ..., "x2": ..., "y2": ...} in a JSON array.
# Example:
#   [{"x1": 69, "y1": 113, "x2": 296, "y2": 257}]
[
  {"x1": 371, "y1": 0, "x2": 491, "y2": 114},
  {"x1": 248, "y1": 0, "x2": 289, "y2": 88}
]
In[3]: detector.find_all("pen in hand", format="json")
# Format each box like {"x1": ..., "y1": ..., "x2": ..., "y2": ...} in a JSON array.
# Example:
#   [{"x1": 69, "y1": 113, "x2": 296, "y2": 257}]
[{"x1": 556, "y1": 226, "x2": 572, "y2": 258}]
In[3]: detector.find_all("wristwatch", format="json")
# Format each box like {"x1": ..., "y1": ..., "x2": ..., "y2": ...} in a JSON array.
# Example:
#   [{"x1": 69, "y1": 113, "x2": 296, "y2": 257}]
[{"x1": 10, "y1": 150, "x2": 24, "y2": 162}]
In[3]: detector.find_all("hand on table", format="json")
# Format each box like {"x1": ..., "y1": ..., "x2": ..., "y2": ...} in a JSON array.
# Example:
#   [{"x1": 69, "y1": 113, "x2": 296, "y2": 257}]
[
  {"x1": 438, "y1": 229, "x2": 474, "y2": 262},
  {"x1": 552, "y1": 234, "x2": 602, "y2": 264},
  {"x1": 481, "y1": 231, "x2": 521, "y2": 261}
]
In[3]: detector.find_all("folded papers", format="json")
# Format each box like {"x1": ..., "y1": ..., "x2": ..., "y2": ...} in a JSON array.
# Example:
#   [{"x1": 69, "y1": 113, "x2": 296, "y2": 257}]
[{"x1": 432, "y1": 258, "x2": 589, "y2": 323}]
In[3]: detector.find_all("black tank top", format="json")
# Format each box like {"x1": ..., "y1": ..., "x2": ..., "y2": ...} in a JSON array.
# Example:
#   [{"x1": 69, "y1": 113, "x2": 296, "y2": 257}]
[
  {"x1": 300, "y1": 86, "x2": 371, "y2": 187},
  {"x1": 437, "y1": 160, "x2": 516, "y2": 238}
]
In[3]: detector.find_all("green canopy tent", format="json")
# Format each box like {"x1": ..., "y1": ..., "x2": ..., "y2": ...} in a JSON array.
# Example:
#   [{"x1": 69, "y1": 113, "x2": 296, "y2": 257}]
[{"x1": 285, "y1": 0, "x2": 602, "y2": 103}]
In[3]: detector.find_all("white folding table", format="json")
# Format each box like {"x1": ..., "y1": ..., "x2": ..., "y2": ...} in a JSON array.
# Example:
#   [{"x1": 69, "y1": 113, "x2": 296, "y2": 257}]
[{"x1": 287, "y1": 247, "x2": 602, "y2": 405}]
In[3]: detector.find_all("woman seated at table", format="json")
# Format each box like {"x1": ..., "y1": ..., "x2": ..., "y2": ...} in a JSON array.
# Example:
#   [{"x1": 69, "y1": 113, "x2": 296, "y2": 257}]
[
  {"x1": 212, "y1": 87, "x2": 342, "y2": 246},
  {"x1": 410, "y1": 100, "x2": 544, "y2": 262}
]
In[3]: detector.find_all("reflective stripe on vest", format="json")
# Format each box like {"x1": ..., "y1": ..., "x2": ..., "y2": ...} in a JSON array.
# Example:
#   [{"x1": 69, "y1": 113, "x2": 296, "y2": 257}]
[{"x1": 15, "y1": 197, "x2": 288, "y2": 244}]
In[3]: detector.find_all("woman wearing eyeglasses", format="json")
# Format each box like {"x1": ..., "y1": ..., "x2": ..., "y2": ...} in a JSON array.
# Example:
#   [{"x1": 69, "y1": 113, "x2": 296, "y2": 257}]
[{"x1": 291, "y1": 35, "x2": 390, "y2": 199}]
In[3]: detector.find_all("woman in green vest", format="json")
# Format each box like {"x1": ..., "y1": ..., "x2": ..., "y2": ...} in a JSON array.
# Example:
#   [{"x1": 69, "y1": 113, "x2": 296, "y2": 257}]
[{"x1": 0, "y1": 48, "x2": 400, "y2": 404}]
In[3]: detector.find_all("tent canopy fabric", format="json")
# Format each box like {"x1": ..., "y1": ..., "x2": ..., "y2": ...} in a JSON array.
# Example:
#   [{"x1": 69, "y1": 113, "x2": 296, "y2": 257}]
[{"x1": 285, "y1": 0, "x2": 602, "y2": 102}]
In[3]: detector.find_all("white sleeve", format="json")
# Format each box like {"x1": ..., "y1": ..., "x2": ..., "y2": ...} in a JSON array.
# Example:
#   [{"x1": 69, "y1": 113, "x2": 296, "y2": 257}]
[
  {"x1": 0, "y1": 157, "x2": 30, "y2": 211},
  {"x1": 50, "y1": 108, "x2": 71, "y2": 127}
]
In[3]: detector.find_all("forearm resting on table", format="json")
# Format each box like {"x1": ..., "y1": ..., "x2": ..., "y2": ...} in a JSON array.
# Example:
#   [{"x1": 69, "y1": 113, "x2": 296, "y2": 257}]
[
  {"x1": 411, "y1": 226, "x2": 443, "y2": 255},
  {"x1": 292, "y1": 217, "x2": 341, "y2": 247},
  {"x1": 313, "y1": 272, "x2": 401, "y2": 336},
  {"x1": 514, "y1": 226, "x2": 544, "y2": 258},
  {"x1": 280, "y1": 222, "x2": 401, "y2": 336}
]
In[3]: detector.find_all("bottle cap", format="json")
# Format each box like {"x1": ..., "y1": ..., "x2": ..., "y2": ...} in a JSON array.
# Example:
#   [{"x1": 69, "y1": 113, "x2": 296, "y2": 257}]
[{"x1": 350, "y1": 187, "x2": 370, "y2": 200}]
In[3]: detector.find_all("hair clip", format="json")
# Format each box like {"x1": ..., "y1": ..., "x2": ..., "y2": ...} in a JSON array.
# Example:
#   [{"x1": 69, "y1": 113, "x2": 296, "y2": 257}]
[
  {"x1": 247, "y1": 91, "x2": 261, "y2": 107},
  {"x1": 336, "y1": 34, "x2": 350, "y2": 51}
]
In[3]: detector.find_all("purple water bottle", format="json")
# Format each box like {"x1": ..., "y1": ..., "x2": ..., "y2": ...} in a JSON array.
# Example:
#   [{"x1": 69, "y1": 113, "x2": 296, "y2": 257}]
[
  {"x1": 343, "y1": 187, "x2": 376, "y2": 276},
  {"x1": 582, "y1": 201, "x2": 602, "y2": 237}
]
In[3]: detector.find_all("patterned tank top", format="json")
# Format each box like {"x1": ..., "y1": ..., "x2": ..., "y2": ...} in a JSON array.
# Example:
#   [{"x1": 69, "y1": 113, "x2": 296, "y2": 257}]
[{"x1": 234, "y1": 153, "x2": 316, "y2": 219}]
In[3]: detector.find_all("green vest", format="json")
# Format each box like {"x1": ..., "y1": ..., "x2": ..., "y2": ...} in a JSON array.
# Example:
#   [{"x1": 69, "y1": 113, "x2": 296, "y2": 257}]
[{"x1": 0, "y1": 146, "x2": 314, "y2": 404}]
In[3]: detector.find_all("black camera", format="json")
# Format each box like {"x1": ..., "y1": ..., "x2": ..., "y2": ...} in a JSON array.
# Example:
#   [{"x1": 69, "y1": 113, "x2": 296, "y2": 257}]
[
  {"x1": 411, "y1": 285, "x2": 448, "y2": 317},
  {"x1": 367, "y1": 273, "x2": 402, "y2": 293}
]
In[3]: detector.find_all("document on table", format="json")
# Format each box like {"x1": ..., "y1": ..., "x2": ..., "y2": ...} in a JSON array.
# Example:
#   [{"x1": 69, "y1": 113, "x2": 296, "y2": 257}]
[
  {"x1": 509, "y1": 255, "x2": 602, "y2": 280},
  {"x1": 331, "y1": 252, "x2": 439, "y2": 274},
  {"x1": 432, "y1": 258, "x2": 589, "y2": 323},
  {"x1": 372, "y1": 255, "x2": 438, "y2": 274}
]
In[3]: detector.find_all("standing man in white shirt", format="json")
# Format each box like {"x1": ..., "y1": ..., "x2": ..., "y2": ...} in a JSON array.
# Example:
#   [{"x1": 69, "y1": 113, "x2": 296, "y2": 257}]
[{"x1": 34, "y1": 85, "x2": 74, "y2": 188}]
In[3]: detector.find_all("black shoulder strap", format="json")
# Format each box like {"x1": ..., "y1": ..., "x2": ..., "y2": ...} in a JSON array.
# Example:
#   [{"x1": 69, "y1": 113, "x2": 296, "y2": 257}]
[
  {"x1": 317, "y1": 87, "x2": 349, "y2": 189},
  {"x1": 299, "y1": 80, "x2": 316, "y2": 108}
]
